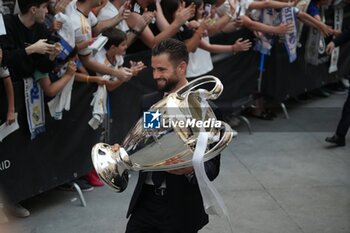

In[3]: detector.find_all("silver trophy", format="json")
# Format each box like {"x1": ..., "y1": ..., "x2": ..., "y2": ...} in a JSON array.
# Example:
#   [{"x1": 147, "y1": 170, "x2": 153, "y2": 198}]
[{"x1": 91, "y1": 76, "x2": 236, "y2": 192}]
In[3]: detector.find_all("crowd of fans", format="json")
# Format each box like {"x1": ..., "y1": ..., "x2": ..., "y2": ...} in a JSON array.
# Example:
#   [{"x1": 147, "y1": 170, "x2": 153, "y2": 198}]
[{"x1": 0, "y1": 0, "x2": 348, "y2": 222}]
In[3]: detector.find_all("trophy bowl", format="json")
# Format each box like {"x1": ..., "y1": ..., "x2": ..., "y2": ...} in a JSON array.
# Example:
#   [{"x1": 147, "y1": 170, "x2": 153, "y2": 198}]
[{"x1": 91, "y1": 76, "x2": 236, "y2": 192}]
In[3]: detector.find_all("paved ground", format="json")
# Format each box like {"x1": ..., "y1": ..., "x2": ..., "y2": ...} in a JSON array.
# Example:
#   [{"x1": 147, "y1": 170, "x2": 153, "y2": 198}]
[{"x1": 2, "y1": 92, "x2": 350, "y2": 233}]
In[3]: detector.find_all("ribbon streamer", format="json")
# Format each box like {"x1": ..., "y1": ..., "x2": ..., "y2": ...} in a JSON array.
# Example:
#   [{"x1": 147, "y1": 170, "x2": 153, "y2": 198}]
[
  {"x1": 194, "y1": 90, "x2": 234, "y2": 232},
  {"x1": 166, "y1": 90, "x2": 234, "y2": 232},
  {"x1": 282, "y1": 7, "x2": 298, "y2": 63}
]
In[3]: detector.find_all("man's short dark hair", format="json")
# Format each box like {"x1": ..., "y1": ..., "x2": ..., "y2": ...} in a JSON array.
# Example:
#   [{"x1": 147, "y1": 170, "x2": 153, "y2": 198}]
[
  {"x1": 102, "y1": 28, "x2": 127, "y2": 50},
  {"x1": 152, "y1": 38, "x2": 189, "y2": 67},
  {"x1": 18, "y1": 0, "x2": 49, "y2": 14}
]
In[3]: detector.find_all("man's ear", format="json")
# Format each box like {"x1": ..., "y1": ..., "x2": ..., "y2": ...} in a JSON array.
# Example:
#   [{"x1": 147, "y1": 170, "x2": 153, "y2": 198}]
[
  {"x1": 30, "y1": 6, "x2": 37, "y2": 15},
  {"x1": 178, "y1": 61, "x2": 187, "y2": 74}
]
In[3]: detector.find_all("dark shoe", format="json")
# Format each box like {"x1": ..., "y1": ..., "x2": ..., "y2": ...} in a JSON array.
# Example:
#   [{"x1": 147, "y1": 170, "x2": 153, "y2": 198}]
[
  {"x1": 325, "y1": 84, "x2": 347, "y2": 94},
  {"x1": 325, "y1": 135, "x2": 345, "y2": 147}
]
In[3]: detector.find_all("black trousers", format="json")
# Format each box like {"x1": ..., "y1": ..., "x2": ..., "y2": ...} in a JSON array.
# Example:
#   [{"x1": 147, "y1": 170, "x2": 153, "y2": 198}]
[
  {"x1": 336, "y1": 86, "x2": 350, "y2": 137},
  {"x1": 125, "y1": 185, "x2": 197, "y2": 233}
]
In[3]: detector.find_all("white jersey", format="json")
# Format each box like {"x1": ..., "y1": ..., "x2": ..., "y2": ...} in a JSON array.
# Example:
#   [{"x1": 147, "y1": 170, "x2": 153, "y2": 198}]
[
  {"x1": 217, "y1": 0, "x2": 254, "y2": 19},
  {"x1": 187, "y1": 36, "x2": 213, "y2": 78},
  {"x1": 97, "y1": 1, "x2": 129, "y2": 32},
  {"x1": 65, "y1": 0, "x2": 98, "y2": 55},
  {"x1": 93, "y1": 48, "x2": 124, "y2": 80}
]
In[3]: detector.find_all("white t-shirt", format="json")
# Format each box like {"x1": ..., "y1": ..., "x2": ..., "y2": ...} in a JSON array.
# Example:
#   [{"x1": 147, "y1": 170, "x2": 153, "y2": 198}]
[
  {"x1": 187, "y1": 36, "x2": 213, "y2": 78},
  {"x1": 97, "y1": 1, "x2": 129, "y2": 32},
  {"x1": 65, "y1": 0, "x2": 98, "y2": 55},
  {"x1": 217, "y1": 0, "x2": 254, "y2": 19},
  {"x1": 93, "y1": 48, "x2": 124, "y2": 80}
]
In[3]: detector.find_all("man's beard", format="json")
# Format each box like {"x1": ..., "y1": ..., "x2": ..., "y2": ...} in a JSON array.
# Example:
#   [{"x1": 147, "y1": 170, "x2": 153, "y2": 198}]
[{"x1": 156, "y1": 77, "x2": 178, "y2": 93}]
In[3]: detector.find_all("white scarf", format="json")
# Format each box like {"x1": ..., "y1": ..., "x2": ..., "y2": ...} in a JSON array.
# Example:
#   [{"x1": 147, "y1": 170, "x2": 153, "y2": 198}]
[
  {"x1": 47, "y1": 69, "x2": 75, "y2": 120},
  {"x1": 88, "y1": 75, "x2": 109, "y2": 130},
  {"x1": 282, "y1": 7, "x2": 298, "y2": 63},
  {"x1": 329, "y1": 7, "x2": 343, "y2": 73},
  {"x1": 24, "y1": 78, "x2": 45, "y2": 139}
]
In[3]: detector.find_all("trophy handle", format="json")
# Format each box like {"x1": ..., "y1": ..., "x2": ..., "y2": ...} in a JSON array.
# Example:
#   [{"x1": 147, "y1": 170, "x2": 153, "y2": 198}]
[
  {"x1": 91, "y1": 143, "x2": 131, "y2": 192},
  {"x1": 204, "y1": 122, "x2": 237, "y2": 161},
  {"x1": 177, "y1": 75, "x2": 223, "y2": 100}
]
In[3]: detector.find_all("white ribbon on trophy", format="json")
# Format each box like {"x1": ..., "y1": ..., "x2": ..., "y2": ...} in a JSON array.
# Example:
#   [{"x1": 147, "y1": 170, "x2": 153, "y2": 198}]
[
  {"x1": 167, "y1": 90, "x2": 234, "y2": 233},
  {"x1": 329, "y1": 7, "x2": 343, "y2": 73}
]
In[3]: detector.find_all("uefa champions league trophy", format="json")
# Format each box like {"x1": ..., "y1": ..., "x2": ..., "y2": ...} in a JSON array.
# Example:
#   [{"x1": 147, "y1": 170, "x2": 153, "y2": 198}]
[{"x1": 91, "y1": 76, "x2": 236, "y2": 192}]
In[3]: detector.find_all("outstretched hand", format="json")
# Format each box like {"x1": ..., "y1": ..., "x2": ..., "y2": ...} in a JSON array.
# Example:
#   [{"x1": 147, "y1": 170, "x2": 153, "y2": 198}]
[
  {"x1": 276, "y1": 22, "x2": 295, "y2": 35},
  {"x1": 326, "y1": 41, "x2": 335, "y2": 55},
  {"x1": 174, "y1": 2, "x2": 195, "y2": 26},
  {"x1": 111, "y1": 144, "x2": 120, "y2": 152},
  {"x1": 130, "y1": 61, "x2": 147, "y2": 76},
  {"x1": 232, "y1": 38, "x2": 252, "y2": 52}
]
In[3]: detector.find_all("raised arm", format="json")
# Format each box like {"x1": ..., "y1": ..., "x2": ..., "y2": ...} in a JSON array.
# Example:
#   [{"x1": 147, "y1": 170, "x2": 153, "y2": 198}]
[
  {"x1": 155, "y1": 0, "x2": 170, "y2": 31},
  {"x1": 126, "y1": 3, "x2": 194, "y2": 48},
  {"x1": 79, "y1": 54, "x2": 133, "y2": 81},
  {"x1": 93, "y1": 1, "x2": 131, "y2": 35},
  {"x1": 248, "y1": 0, "x2": 294, "y2": 10},
  {"x1": 206, "y1": 3, "x2": 236, "y2": 36},
  {"x1": 183, "y1": 20, "x2": 208, "y2": 52},
  {"x1": 3, "y1": 76, "x2": 15, "y2": 125},
  {"x1": 36, "y1": 62, "x2": 76, "y2": 97},
  {"x1": 199, "y1": 37, "x2": 251, "y2": 53},
  {"x1": 238, "y1": 15, "x2": 293, "y2": 35},
  {"x1": 298, "y1": 12, "x2": 333, "y2": 37}
]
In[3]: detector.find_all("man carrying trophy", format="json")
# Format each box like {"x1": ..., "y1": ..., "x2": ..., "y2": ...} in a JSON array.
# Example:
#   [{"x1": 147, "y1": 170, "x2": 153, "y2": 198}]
[
  {"x1": 92, "y1": 38, "x2": 234, "y2": 232},
  {"x1": 119, "y1": 39, "x2": 221, "y2": 233}
]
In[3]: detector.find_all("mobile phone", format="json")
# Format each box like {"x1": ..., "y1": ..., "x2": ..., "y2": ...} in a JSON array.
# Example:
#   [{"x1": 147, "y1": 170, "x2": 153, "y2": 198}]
[
  {"x1": 203, "y1": 3, "x2": 211, "y2": 18},
  {"x1": 47, "y1": 35, "x2": 61, "y2": 44}
]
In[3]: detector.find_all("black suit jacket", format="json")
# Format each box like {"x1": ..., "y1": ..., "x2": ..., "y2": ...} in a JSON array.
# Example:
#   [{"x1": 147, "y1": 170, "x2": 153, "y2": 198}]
[{"x1": 126, "y1": 92, "x2": 222, "y2": 232}]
